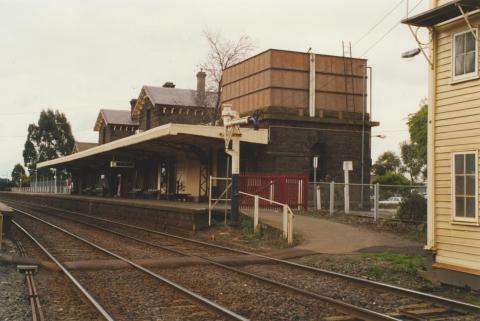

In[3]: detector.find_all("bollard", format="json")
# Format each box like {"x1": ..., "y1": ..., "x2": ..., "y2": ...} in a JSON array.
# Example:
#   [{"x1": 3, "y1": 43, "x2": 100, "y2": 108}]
[{"x1": 254, "y1": 195, "x2": 259, "y2": 233}]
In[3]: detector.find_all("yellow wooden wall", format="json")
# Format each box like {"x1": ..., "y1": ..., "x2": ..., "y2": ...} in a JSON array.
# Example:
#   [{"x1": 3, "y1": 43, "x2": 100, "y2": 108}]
[
  {"x1": 175, "y1": 153, "x2": 200, "y2": 197},
  {"x1": 433, "y1": 16, "x2": 480, "y2": 272}
]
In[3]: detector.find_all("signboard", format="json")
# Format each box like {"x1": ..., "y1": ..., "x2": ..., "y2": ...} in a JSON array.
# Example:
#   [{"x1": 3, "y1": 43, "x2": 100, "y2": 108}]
[
  {"x1": 313, "y1": 156, "x2": 318, "y2": 169},
  {"x1": 110, "y1": 161, "x2": 135, "y2": 168},
  {"x1": 343, "y1": 161, "x2": 353, "y2": 171}
]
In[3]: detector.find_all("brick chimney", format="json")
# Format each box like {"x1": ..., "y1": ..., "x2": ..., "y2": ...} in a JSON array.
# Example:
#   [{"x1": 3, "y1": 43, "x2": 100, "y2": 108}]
[
  {"x1": 163, "y1": 82, "x2": 175, "y2": 88},
  {"x1": 196, "y1": 70, "x2": 206, "y2": 102}
]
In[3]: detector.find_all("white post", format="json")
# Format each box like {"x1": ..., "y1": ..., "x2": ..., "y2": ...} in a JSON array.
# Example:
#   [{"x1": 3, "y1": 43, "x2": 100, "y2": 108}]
[
  {"x1": 329, "y1": 181, "x2": 334, "y2": 215},
  {"x1": 282, "y1": 205, "x2": 288, "y2": 239},
  {"x1": 343, "y1": 161, "x2": 353, "y2": 214},
  {"x1": 297, "y1": 181, "x2": 302, "y2": 210},
  {"x1": 254, "y1": 195, "x2": 259, "y2": 233},
  {"x1": 208, "y1": 176, "x2": 212, "y2": 226},
  {"x1": 309, "y1": 52, "x2": 316, "y2": 117},
  {"x1": 53, "y1": 168, "x2": 57, "y2": 194},
  {"x1": 316, "y1": 185, "x2": 321, "y2": 210},
  {"x1": 287, "y1": 210, "x2": 293, "y2": 245},
  {"x1": 344, "y1": 172, "x2": 350, "y2": 214},
  {"x1": 374, "y1": 183, "x2": 379, "y2": 222}
]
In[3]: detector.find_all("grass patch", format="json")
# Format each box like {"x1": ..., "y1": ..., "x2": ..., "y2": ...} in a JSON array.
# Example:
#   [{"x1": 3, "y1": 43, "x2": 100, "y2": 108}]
[{"x1": 362, "y1": 251, "x2": 425, "y2": 276}]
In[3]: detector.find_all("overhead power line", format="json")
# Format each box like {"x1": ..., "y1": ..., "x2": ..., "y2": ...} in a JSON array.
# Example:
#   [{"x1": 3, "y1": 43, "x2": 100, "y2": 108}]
[
  {"x1": 353, "y1": 0, "x2": 406, "y2": 47},
  {"x1": 360, "y1": 0, "x2": 425, "y2": 57}
]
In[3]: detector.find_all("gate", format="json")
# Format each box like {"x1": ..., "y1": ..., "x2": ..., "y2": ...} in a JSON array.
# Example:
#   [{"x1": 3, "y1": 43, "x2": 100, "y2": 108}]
[{"x1": 239, "y1": 173, "x2": 308, "y2": 210}]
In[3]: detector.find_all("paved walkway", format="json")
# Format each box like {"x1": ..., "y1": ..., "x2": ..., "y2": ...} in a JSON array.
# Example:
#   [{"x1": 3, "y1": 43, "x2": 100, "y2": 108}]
[{"x1": 242, "y1": 209, "x2": 421, "y2": 254}]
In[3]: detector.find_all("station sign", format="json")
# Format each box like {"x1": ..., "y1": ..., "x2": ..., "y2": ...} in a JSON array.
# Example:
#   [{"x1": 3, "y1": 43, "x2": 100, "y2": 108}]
[
  {"x1": 313, "y1": 156, "x2": 318, "y2": 169},
  {"x1": 343, "y1": 161, "x2": 353, "y2": 171},
  {"x1": 110, "y1": 161, "x2": 135, "y2": 168}
]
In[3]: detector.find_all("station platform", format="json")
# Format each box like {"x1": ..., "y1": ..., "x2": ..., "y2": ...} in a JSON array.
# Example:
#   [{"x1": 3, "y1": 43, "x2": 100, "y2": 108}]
[{"x1": 0, "y1": 192, "x2": 210, "y2": 233}]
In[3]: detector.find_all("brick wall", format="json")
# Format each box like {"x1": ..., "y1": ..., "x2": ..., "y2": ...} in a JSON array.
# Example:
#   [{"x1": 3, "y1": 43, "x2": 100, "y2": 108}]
[{"x1": 138, "y1": 99, "x2": 212, "y2": 131}]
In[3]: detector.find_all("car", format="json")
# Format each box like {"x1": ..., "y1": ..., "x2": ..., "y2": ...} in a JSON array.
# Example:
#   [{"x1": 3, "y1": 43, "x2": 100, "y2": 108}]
[{"x1": 379, "y1": 196, "x2": 402, "y2": 205}]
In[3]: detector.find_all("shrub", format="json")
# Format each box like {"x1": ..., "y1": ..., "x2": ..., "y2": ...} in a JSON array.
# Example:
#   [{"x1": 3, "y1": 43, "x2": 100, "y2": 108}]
[
  {"x1": 396, "y1": 191, "x2": 427, "y2": 222},
  {"x1": 373, "y1": 173, "x2": 411, "y2": 200}
]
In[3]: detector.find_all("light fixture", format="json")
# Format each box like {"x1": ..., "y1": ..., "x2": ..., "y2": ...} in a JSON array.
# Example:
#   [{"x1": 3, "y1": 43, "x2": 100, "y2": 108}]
[{"x1": 401, "y1": 48, "x2": 421, "y2": 59}]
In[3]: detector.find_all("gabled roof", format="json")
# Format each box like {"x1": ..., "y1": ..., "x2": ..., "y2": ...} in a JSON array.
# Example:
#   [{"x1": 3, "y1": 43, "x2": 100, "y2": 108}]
[
  {"x1": 94, "y1": 109, "x2": 139, "y2": 131},
  {"x1": 72, "y1": 141, "x2": 98, "y2": 154},
  {"x1": 131, "y1": 86, "x2": 217, "y2": 118},
  {"x1": 402, "y1": 0, "x2": 480, "y2": 27}
]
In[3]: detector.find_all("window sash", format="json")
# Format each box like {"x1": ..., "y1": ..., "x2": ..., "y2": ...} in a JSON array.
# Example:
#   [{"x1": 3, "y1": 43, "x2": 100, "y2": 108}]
[
  {"x1": 452, "y1": 152, "x2": 478, "y2": 221},
  {"x1": 453, "y1": 30, "x2": 478, "y2": 79}
]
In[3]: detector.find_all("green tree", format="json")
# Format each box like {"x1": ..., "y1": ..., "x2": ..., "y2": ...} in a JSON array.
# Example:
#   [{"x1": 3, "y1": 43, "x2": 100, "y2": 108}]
[
  {"x1": 11, "y1": 163, "x2": 26, "y2": 187},
  {"x1": 400, "y1": 141, "x2": 423, "y2": 183},
  {"x1": 22, "y1": 109, "x2": 75, "y2": 176},
  {"x1": 372, "y1": 151, "x2": 401, "y2": 176},
  {"x1": 373, "y1": 172, "x2": 411, "y2": 200},
  {"x1": 407, "y1": 102, "x2": 428, "y2": 169},
  {"x1": 0, "y1": 178, "x2": 14, "y2": 191}
]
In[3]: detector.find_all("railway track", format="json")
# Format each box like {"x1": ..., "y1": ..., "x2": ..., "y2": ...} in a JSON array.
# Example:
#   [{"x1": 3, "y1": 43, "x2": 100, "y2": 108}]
[
  {"x1": 6, "y1": 199, "x2": 480, "y2": 320},
  {"x1": 12, "y1": 211, "x2": 247, "y2": 321}
]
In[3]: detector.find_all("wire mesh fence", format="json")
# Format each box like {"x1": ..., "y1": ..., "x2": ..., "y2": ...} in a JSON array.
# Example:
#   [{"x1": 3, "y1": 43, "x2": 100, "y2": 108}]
[{"x1": 308, "y1": 182, "x2": 427, "y2": 223}]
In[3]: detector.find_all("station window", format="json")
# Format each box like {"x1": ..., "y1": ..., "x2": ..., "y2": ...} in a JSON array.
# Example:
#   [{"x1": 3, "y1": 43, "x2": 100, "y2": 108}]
[
  {"x1": 452, "y1": 30, "x2": 478, "y2": 81},
  {"x1": 452, "y1": 151, "x2": 478, "y2": 222}
]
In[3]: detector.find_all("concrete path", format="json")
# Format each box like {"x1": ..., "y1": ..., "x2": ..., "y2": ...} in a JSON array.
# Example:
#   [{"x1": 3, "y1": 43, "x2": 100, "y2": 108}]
[{"x1": 242, "y1": 209, "x2": 421, "y2": 254}]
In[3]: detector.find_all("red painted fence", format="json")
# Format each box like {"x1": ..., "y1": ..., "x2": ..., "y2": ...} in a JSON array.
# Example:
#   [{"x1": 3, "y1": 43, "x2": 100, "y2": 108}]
[{"x1": 239, "y1": 173, "x2": 308, "y2": 210}]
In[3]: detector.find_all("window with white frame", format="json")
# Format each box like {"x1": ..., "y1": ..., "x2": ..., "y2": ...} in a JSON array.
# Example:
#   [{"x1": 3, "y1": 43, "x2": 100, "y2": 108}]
[
  {"x1": 453, "y1": 152, "x2": 477, "y2": 221},
  {"x1": 453, "y1": 30, "x2": 478, "y2": 80}
]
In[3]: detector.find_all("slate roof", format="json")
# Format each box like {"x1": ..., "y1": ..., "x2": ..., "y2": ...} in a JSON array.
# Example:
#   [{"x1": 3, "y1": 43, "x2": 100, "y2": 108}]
[
  {"x1": 143, "y1": 86, "x2": 217, "y2": 108},
  {"x1": 94, "y1": 109, "x2": 139, "y2": 131},
  {"x1": 72, "y1": 142, "x2": 98, "y2": 154}
]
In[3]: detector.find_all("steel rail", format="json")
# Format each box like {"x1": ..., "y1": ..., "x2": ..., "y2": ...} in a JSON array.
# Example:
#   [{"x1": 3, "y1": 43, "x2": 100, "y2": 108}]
[
  {"x1": 15, "y1": 204, "x2": 399, "y2": 321},
  {"x1": 8, "y1": 199, "x2": 480, "y2": 314},
  {"x1": 12, "y1": 220, "x2": 115, "y2": 321},
  {"x1": 13, "y1": 208, "x2": 248, "y2": 321}
]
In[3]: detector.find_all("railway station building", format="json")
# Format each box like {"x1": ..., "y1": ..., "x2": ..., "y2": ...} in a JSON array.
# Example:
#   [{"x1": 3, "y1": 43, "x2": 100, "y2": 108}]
[
  {"x1": 38, "y1": 49, "x2": 377, "y2": 208},
  {"x1": 402, "y1": 0, "x2": 480, "y2": 290}
]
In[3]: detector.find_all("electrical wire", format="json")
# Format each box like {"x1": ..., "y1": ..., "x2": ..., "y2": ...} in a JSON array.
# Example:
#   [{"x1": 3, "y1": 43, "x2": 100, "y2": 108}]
[
  {"x1": 360, "y1": 0, "x2": 425, "y2": 57},
  {"x1": 353, "y1": 0, "x2": 406, "y2": 47}
]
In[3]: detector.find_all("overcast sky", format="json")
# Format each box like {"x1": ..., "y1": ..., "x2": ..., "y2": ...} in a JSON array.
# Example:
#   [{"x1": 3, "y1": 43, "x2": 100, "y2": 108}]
[{"x1": 0, "y1": 0, "x2": 429, "y2": 178}]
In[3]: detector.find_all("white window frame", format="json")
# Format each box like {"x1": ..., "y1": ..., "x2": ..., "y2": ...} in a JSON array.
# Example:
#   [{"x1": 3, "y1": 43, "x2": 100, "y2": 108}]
[
  {"x1": 451, "y1": 29, "x2": 478, "y2": 82},
  {"x1": 451, "y1": 151, "x2": 478, "y2": 223}
]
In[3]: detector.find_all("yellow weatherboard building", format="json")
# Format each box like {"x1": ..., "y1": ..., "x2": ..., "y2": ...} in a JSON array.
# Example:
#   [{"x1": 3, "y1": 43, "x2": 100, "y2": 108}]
[{"x1": 403, "y1": 0, "x2": 480, "y2": 290}]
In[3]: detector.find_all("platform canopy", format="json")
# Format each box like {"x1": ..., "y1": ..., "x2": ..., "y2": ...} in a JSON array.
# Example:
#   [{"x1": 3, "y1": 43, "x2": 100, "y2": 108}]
[
  {"x1": 402, "y1": 0, "x2": 479, "y2": 27},
  {"x1": 37, "y1": 123, "x2": 269, "y2": 169}
]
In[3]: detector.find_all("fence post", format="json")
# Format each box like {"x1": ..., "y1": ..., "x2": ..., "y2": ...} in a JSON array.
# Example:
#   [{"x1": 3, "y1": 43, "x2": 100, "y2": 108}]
[
  {"x1": 374, "y1": 183, "x2": 379, "y2": 222},
  {"x1": 282, "y1": 205, "x2": 288, "y2": 239},
  {"x1": 316, "y1": 185, "x2": 321, "y2": 210},
  {"x1": 287, "y1": 210, "x2": 293, "y2": 245},
  {"x1": 254, "y1": 195, "x2": 259, "y2": 233},
  {"x1": 329, "y1": 181, "x2": 334, "y2": 215}
]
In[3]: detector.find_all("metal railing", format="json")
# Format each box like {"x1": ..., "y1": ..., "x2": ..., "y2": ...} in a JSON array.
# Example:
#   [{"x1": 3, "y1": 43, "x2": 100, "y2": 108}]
[
  {"x1": 239, "y1": 191, "x2": 294, "y2": 245},
  {"x1": 208, "y1": 176, "x2": 232, "y2": 226}
]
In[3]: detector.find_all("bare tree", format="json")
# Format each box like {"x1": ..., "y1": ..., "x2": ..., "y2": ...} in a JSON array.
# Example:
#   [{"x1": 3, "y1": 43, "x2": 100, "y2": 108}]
[{"x1": 199, "y1": 29, "x2": 256, "y2": 123}]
